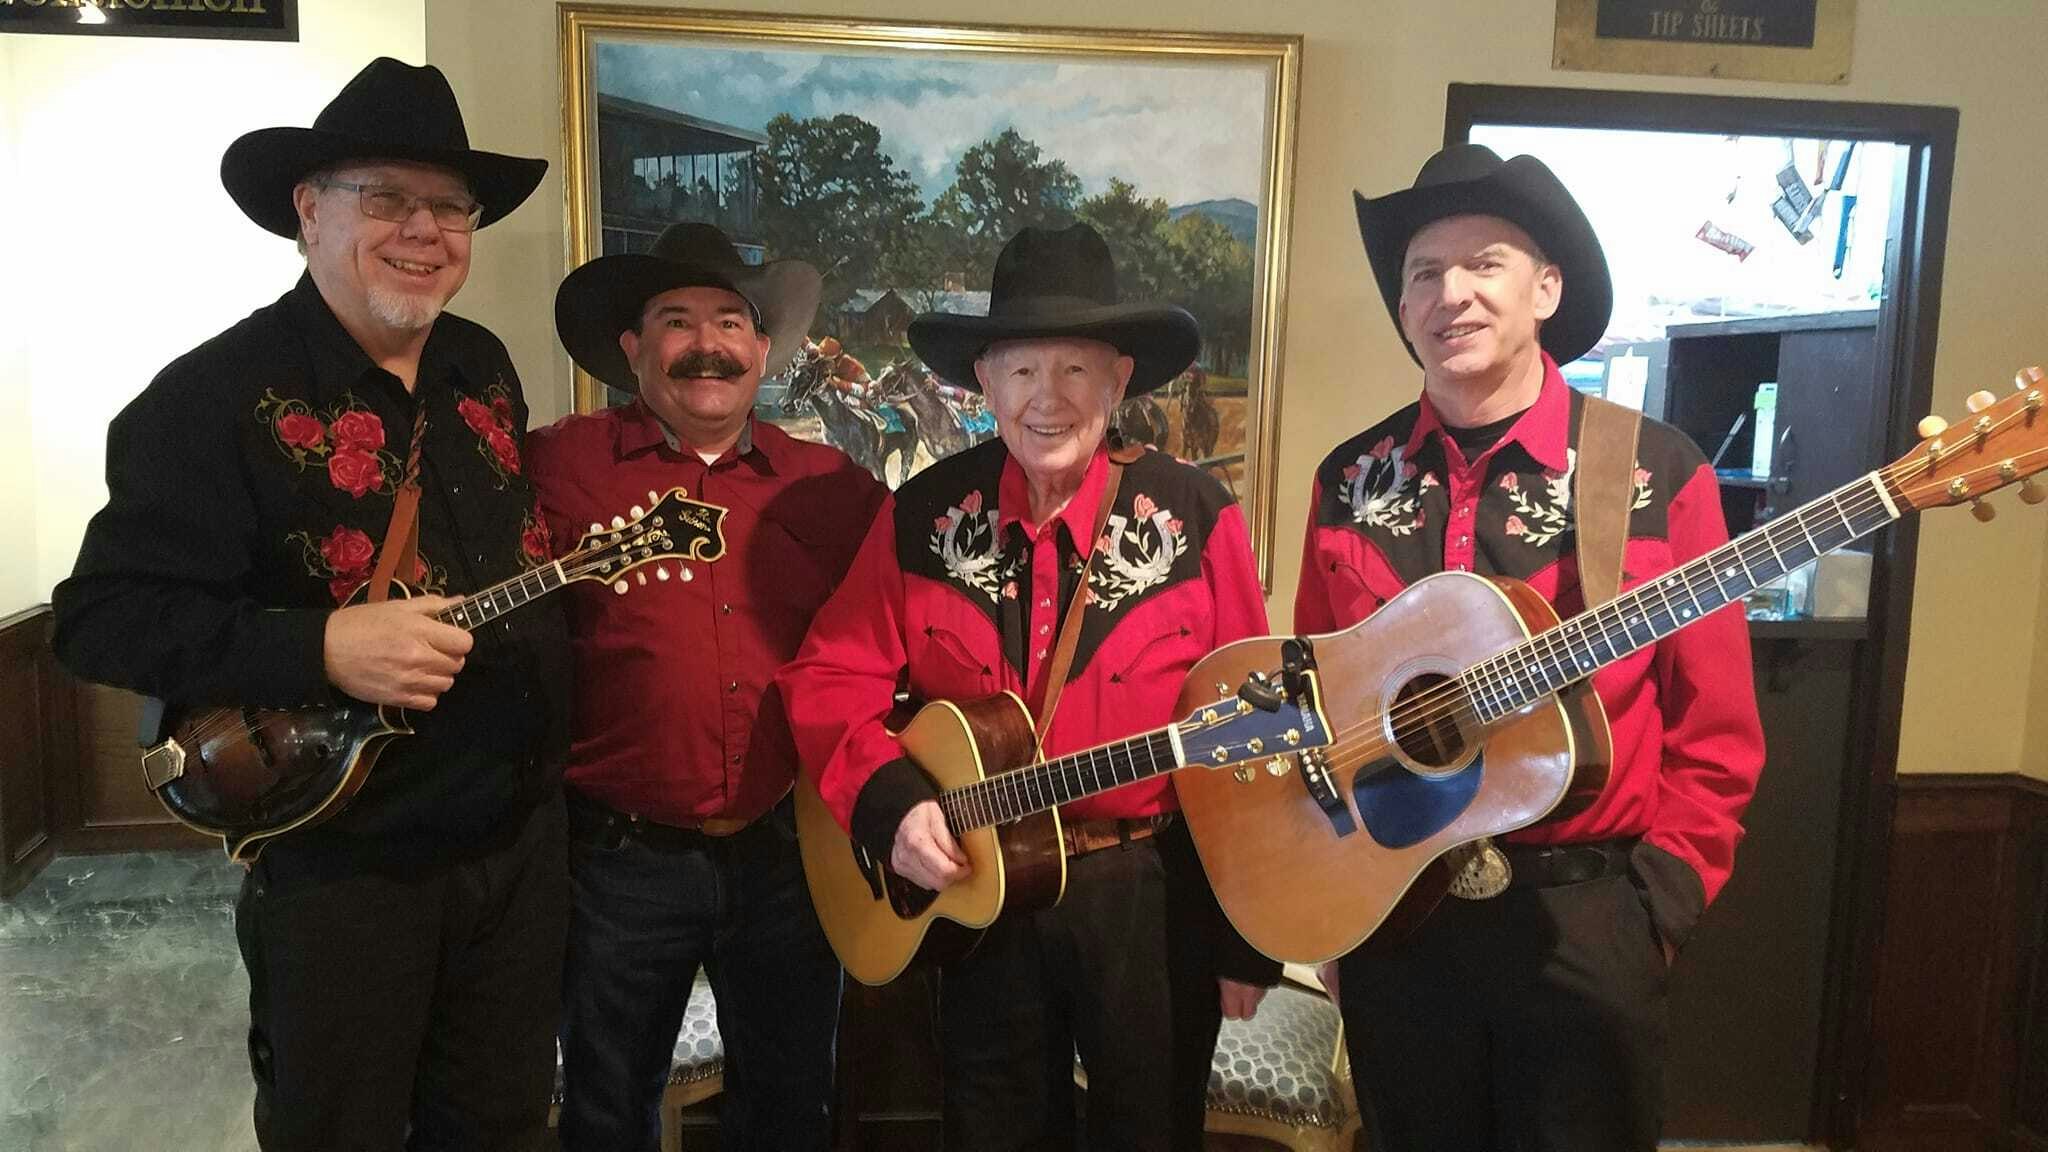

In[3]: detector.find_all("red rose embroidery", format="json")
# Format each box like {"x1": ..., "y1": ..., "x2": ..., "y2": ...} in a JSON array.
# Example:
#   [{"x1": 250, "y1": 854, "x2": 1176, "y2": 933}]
[
  {"x1": 1134, "y1": 493, "x2": 1158, "y2": 519},
  {"x1": 1499, "y1": 473, "x2": 1520, "y2": 492},
  {"x1": 491, "y1": 396, "x2": 514, "y2": 424},
  {"x1": 329, "y1": 575, "x2": 366, "y2": 604},
  {"x1": 960, "y1": 490, "x2": 983, "y2": 515},
  {"x1": 327, "y1": 450, "x2": 383, "y2": 498},
  {"x1": 522, "y1": 519, "x2": 551, "y2": 564},
  {"x1": 330, "y1": 410, "x2": 386, "y2": 453},
  {"x1": 934, "y1": 514, "x2": 954, "y2": 532},
  {"x1": 1505, "y1": 515, "x2": 1527, "y2": 537},
  {"x1": 275, "y1": 412, "x2": 326, "y2": 452},
  {"x1": 458, "y1": 396, "x2": 498, "y2": 437},
  {"x1": 1369, "y1": 436, "x2": 1394, "y2": 460},
  {"x1": 1633, "y1": 467, "x2": 1652, "y2": 487},
  {"x1": 319, "y1": 526, "x2": 375, "y2": 576},
  {"x1": 1167, "y1": 517, "x2": 1185, "y2": 536},
  {"x1": 1342, "y1": 463, "x2": 1360, "y2": 481},
  {"x1": 486, "y1": 429, "x2": 521, "y2": 475}
]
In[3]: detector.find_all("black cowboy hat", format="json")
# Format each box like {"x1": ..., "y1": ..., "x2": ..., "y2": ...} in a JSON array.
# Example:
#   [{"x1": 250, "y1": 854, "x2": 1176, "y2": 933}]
[
  {"x1": 1354, "y1": 143, "x2": 1612, "y2": 366},
  {"x1": 554, "y1": 222, "x2": 822, "y2": 394},
  {"x1": 221, "y1": 57, "x2": 547, "y2": 239},
  {"x1": 908, "y1": 223, "x2": 1200, "y2": 396}
]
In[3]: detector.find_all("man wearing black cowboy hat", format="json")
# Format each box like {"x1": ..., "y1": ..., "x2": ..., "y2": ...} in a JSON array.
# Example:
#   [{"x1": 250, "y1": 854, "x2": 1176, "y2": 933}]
[
  {"x1": 54, "y1": 58, "x2": 574, "y2": 1149},
  {"x1": 1296, "y1": 144, "x2": 1763, "y2": 1150},
  {"x1": 528, "y1": 223, "x2": 883, "y2": 1151},
  {"x1": 777, "y1": 222, "x2": 1280, "y2": 1151}
]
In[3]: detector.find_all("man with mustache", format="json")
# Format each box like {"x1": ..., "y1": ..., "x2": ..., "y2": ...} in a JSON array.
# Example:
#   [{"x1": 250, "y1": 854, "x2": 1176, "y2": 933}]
[
  {"x1": 529, "y1": 223, "x2": 885, "y2": 1151},
  {"x1": 54, "y1": 59, "x2": 572, "y2": 1149}
]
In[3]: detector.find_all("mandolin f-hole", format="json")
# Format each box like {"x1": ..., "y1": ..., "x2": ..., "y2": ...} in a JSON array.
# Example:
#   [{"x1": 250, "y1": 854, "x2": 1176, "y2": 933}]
[{"x1": 1387, "y1": 672, "x2": 1472, "y2": 775}]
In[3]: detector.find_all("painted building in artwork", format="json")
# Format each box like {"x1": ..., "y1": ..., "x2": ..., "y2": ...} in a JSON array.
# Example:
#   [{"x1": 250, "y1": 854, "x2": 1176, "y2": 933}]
[{"x1": 596, "y1": 93, "x2": 768, "y2": 260}]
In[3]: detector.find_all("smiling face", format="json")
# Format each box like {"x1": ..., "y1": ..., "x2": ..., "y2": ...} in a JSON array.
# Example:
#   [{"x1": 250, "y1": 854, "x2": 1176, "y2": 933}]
[
  {"x1": 294, "y1": 160, "x2": 473, "y2": 344},
  {"x1": 1397, "y1": 213, "x2": 1561, "y2": 389},
  {"x1": 975, "y1": 337, "x2": 1131, "y2": 508},
  {"x1": 620, "y1": 284, "x2": 771, "y2": 450}
]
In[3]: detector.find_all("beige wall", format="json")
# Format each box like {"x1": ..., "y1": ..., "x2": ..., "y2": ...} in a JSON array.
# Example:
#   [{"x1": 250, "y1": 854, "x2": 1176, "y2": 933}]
[{"x1": 425, "y1": 0, "x2": 2048, "y2": 779}]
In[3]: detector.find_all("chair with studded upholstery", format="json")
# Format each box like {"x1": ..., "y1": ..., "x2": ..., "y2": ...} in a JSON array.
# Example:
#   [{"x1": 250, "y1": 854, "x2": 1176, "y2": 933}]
[
  {"x1": 1202, "y1": 965, "x2": 1359, "y2": 1152},
  {"x1": 550, "y1": 975, "x2": 726, "y2": 1152}
]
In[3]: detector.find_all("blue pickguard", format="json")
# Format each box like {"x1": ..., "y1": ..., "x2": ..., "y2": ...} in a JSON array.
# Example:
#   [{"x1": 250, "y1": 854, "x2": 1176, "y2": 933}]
[{"x1": 1351, "y1": 754, "x2": 1483, "y2": 848}]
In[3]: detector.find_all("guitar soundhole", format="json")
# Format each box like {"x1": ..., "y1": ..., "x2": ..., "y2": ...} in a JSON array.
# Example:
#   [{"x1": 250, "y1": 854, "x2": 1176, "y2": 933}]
[{"x1": 1389, "y1": 673, "x2": 1470, "y2": 773}]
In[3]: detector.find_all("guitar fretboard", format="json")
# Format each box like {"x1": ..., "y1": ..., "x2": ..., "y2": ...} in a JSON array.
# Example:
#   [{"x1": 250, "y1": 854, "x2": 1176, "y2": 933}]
[
  {"x1": 1461, "y1": 471, "x2": 1899, "y2": 723},
  {"x1": 937, "y1": 729, "x2": 1182, "y2": 832}
]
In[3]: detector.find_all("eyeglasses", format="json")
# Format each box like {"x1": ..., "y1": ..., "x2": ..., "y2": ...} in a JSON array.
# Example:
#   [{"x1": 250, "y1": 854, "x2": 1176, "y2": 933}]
[{"x1": 318, "y1": 180, "x2": 484, "y2": 234}]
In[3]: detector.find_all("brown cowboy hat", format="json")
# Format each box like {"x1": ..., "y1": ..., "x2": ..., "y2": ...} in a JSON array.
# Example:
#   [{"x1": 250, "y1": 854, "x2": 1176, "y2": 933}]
[
  {"x1": 554, "y1": 222, "x2": 821, "y2": 394},
  {"x1": 1354, "y1": 143, "x2": 1613, "y2": 366},
  {"x1": 221, "y1": 57, "x2": 546, "y2": 239},
  {"x1": 908, "y1": 223, "x2": 1200, "y2": 396}
]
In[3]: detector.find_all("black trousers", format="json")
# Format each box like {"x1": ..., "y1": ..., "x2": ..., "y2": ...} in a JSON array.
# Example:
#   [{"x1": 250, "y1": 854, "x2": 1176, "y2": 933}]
[
  {"x1": 1336, "y1": 865, "x2": 1669, "y2": 1152},
  {"x1": 235, "y1": 792, "x2": 570, "y2": 1152},
  {"x1": 937, "y1": 820, "x2": 1223, "y2": 1152}
]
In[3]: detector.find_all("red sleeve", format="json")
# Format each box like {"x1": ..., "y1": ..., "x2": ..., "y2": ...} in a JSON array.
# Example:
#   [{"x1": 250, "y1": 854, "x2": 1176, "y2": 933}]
[
  {"x1": 1646, "y1": 465, "x2": 1766, "y2": 905},
  {"x1": 1203, "y1": 504, "x2": 1271, "y2": 647},
  {"x1": 1292, "y1": 479, "x2": 1339, "y2": 634},
  {"x1": 773, "y1": 499, "x2": 912, "y2": 832}
]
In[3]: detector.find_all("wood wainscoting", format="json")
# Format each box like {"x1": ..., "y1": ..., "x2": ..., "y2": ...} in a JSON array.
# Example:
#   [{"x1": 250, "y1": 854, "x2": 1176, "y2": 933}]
[{"x1": 1859, "y1": 772, "x2": 2048, "y2": 1152}]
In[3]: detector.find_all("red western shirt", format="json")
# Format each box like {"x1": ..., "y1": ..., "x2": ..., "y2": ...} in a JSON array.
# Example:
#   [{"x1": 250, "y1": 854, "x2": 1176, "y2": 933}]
[
  {"x1": 1294, "y1": 357, "x2": 1764, "y2": 909},
  {"x1": 778, "y1": 441, "x2": 1270, "y2": 832},
  {"x1": 528, "y1": 403, "x2": 885, "y2": 828}
]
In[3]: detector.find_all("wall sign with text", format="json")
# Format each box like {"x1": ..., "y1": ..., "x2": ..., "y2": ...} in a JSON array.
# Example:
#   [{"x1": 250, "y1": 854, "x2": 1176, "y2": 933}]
[
  {"x1": 0, "y1": 0, "x2": 297, "y2": 42},
  {"x1": 1554, "y1": 0, "x2": 1853, "y2": 84}
]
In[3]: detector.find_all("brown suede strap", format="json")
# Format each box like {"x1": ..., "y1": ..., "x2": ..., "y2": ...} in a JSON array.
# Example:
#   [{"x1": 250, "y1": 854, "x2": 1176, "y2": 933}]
[
  {"x1": 1574, "y1": 394, "x2": 1642, "y2": 608},
  {"x1": 1033, "y1": 454, "x2": 1131, "y2": 734},
  {"x1": 366, "y1": 407, "x2": 428, "y2": 604}
]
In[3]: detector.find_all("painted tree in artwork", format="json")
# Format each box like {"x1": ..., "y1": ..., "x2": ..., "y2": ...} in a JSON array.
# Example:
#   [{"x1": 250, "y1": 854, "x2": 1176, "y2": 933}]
[
  {"x1": 1076, "y1": 178, "x2": 1177, "y2": 302},
  {"x1": 749, "y1": 113, "x2": 923, "y2": 305},
  {"x1": 929, "y1": 128, "x2": 1083, "y2": 284}
]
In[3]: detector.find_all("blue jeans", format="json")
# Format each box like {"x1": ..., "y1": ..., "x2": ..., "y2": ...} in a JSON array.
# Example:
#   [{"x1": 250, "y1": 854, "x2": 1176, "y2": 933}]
[{"x1": 557, "y1": 792, "x2": 841, "y2": 1152}]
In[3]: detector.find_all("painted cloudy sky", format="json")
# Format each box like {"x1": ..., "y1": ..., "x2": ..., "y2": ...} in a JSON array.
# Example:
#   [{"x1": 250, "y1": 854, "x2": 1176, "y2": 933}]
[{"x1": 595, "y1": 39, "x2": 1270, "y2": 209}]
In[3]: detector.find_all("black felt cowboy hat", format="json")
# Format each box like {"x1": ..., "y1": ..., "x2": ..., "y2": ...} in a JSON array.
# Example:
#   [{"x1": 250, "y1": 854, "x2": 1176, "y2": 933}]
[
  {"x1": 908, "y1": 223, "x2": 1201, "y2": 396},
  {"x1": 1354, "y1": 143, "x2": 1613, "y2": 366},
  {"x1": 554, "y1": 222, "x2": 822, "y2": 394},
  {"x1": 221, "y1": 57, "x2": 547, "y2": 239}
]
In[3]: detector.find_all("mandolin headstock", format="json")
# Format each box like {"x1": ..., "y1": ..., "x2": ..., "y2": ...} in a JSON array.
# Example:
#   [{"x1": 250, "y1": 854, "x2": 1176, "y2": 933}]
[{"x1": 564, "y1": 487, "x2": 730, "y2": 593}]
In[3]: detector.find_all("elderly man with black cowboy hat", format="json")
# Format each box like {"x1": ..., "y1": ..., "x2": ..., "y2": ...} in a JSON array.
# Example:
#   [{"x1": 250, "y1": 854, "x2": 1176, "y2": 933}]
[
  {"x1": 1296, "y1": 144, "x2": 1764, "y2": 1150},
  {"x1": 529, "y1": 223, "x2": 884, "y2": 1151},
  {"x1": 777, "y1": 222, "x2": 1280, "y2": 1151},
  {"x1": 54, "y1": 58, "x2": 573, "y2": 1148}
]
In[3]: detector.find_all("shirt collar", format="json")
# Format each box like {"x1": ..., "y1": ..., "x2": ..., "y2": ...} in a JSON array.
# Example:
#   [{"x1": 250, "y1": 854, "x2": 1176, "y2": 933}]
[
  {"x1": 286, "y1": 271, "x2": 467, "y2": 402},
  {"x1": 1404, "y1": 351, "x2": 1571, "y2": 473},
  {"x1": 615, "y1": 401, "x2": 773, "y2": 471},
  {"x1": 997, "y1": 443, "x2": 1110, "y2": 548}
]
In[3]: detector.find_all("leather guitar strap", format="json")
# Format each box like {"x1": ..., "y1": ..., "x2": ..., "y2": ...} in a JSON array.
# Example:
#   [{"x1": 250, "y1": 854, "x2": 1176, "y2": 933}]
[
  {"x1": 1032, "y1": 448, "x2": 1136, "y2": 734},
  {"x1": 366, "y1": 407, "x2": 428, "y2": 604},
  {"x1": 1574, "y1": 394, "x2": 1643, "y2": 609}
]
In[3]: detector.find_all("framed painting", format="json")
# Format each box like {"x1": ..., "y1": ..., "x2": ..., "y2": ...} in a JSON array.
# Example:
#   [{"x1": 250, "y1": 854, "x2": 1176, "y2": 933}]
[{"x1": 561, "y1": 5, "x2": 1300, "y2": 582}]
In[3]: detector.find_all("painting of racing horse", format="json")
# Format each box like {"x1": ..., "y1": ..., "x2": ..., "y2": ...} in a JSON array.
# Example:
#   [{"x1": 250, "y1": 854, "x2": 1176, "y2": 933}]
[
  {"x1": 878, "y1": 360, "x2": 972, "y2": 463},
  {"x1": 1113, "y1": 394, "x2": 1172, "y2": 452},
  {"x1": 1178, "y1": 366, "x2": 1220, "y2": 462},
  {"x1": 786, "y1": 352, "x2": 920, "y2": 485}
]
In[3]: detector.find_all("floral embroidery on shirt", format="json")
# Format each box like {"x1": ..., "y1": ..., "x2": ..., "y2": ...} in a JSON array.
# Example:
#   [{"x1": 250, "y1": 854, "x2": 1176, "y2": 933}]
[
  {"x1": 458, "y1": 377, "x2": 522, "y2": 487},
  {"x1": 520, "y1": 502, "x2": 553, "y2": 570},
  {"x1": 930, "y1": 489, "x2": 1007, "y2": 601},
  {"x1": 256, "y1": 390, "x2": 402, "y2": 500},
  {"x1": 1088, "y1": 492, "x2": 1188, "y2": 614},
  {"x1": 1499, "y1": 449, "x2": 1577, "y2": 547},
  {"x1": 290, "y1": 525, "x2": 446, "y2": 605},
  {"x1": 1631, "y1": 466, "x2": 1655, "y2": 511},
  {"x1": 1337, "y1": 436, "x2": 1434, "y2": 536}
]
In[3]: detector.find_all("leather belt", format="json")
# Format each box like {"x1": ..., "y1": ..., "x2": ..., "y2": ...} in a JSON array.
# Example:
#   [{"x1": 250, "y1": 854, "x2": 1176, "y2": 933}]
[
  {"x1": 1502, "y1": 838, "x2": 1637, "y2": 890},
  {"x1": 1062, "y1": 814, "x2": 1176, "y2": 859},
  {"x1": 566, "y1": 789, "x2": 751, "y2": 852}
]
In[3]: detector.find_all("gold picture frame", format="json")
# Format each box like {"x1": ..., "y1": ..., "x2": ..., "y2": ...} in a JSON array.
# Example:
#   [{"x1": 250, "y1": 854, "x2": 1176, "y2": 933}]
[
  {"x1": 1553, "y1": 0, "x2": 1856, "y2": 85},
  {"x1": 560, "y1": 3, "x2": 1301, "y2": 583}
]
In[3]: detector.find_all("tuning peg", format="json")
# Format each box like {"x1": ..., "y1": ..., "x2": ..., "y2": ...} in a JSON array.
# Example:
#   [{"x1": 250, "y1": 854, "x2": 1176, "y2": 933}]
[
  {"x1": 655, "y1": 566, "x2": 671, "y2": 581},
  {"x1": 648, "y1": 489, "x2": 660, "y2": 504},
  {"x1": 629, "y1": 505, "x2": 645, "y2": 518},
  {"x1": 2021, "y1": 367, "x2": 2045, "y2": 389},
  {"x1": 589, "y1": 522, "x2": 604, "y2": 534},
  {"x1": 680, "y1": 567, "x2": 695, "y2": 583},
  {"x1": 1967, "y1": 390, "x2": 1999, "y2": 413},
  {"x1": 611, "y1": 515, "x2": 626, "y2": 528},
  {"x1": 2021, "y1": 478, "x2": 2046, "y2": 506},
  {"x1": 612, "y1": 580, "x2": 629, "y2": 595},
  {"x1": 1971, "y1": 498, "x2": 1997, "y2": 522},
  {"x1": 1916, "y1": 415, "x2": 1949, "y2": 438}
]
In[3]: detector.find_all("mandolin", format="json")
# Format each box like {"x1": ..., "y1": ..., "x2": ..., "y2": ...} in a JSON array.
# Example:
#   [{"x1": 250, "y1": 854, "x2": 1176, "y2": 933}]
[
  {"x1": 141, "y1": 487, "x2": 728, "y2": 862},
  {"x1": 1176, "y1": 370, "x2": 2048, "y2": 964}
]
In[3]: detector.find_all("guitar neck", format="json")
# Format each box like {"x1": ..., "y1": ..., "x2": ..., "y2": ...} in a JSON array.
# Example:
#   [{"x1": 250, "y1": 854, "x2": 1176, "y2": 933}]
[
  {"x1": 437, "y1": 562, "x2": 569, "y2": 632},
  {"x1": 1463, "y1": 470, "x2": 1902, "y2": 720},
  {"x1": 936, "y1": 726, "x2": 1182, "y2": 833}
]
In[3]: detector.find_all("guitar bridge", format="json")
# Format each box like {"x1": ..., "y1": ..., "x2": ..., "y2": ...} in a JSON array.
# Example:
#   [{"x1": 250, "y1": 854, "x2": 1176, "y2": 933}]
[
  {"x1": 141, "y1": 738, "x2": 187, "y2": 792},
  {"x1": 1299, "y1": 747, "x2": 1356, "y2": 838}
]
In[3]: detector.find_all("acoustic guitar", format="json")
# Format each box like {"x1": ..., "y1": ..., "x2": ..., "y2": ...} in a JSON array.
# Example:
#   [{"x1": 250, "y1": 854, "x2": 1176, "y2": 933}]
[
  {"x1": 797, "y1": 641, "x2": 1332, "y2": 986},
  {"x1": 1176, "y1": 371, "x2": 2048, "y2": 964},
  {"x1": 141, "y1": 487, "x2": 728, "y2": 862}
]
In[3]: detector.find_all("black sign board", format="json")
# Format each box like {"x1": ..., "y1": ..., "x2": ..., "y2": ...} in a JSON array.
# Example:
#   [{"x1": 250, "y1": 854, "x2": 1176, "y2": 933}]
[
  {"x1": 1594, "y1": 0, "x2": 1817, "y2": 49},
  {"x1": 0, "y1": 0, "x2": 297, "y2": 42}
]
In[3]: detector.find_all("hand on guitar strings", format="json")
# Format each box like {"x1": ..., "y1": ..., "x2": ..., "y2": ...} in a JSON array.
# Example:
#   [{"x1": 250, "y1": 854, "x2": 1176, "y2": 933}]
[
  {"x1": 323, "y1": 596, "x2": 474, "y2": 711},
  {"x1": 891, "y1": 800, "x2": 971, "y2": 892}
]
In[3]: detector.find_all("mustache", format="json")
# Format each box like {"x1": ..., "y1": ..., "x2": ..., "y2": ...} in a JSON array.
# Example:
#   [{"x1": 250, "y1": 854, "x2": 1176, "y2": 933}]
[{"x1": 667, "y1": 350, "x2": 749, "y2": 380}]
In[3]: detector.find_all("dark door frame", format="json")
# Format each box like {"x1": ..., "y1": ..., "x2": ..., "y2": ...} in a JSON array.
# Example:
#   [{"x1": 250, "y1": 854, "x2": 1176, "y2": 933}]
[{"x1": 1443, "y1": 83, "x2": 1959, "y2": 1149}]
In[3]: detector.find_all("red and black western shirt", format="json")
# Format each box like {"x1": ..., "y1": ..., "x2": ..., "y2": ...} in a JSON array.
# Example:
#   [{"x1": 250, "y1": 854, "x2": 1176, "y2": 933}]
[
  {"x1": 778, "y1": 440, "x2": 1270, "y2": 839},
  {"x1": 1295, "y1": 356, "x2": 1764, "y2": 939},
  {"x1": 527, "y1": 404, "x2": 885, "y2": 829}
]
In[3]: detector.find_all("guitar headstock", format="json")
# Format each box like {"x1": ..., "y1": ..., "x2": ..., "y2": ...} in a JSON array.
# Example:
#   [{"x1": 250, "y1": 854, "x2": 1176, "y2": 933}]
[
  {"x1": 1888, "y1": 367, "x2": 2048, "y2": 519},
  {"x1": 564, "y1": 488, "x2": 730, "y2": 593},
  {"x1": 1177, "y1": 640, "x2": 1332, "y2": 771}
]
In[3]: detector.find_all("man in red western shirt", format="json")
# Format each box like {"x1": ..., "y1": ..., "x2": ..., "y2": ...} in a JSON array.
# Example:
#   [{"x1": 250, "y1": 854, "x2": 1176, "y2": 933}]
[
  {"x1": 529, "y1": 223, "x2": 885, "y2": 1151},
  {"x1": 1297, "y1": 145, "x2": 1765, "y2": 1150},
  {"x1": 777, "y1": 223, "x2": 1278, "y2": 1152}
]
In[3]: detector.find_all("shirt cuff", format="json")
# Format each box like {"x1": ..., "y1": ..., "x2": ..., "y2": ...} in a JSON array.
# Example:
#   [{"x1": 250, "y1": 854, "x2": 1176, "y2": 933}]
[{"x1": 850, "y1": 756, "x2": 938, "y2": 864}]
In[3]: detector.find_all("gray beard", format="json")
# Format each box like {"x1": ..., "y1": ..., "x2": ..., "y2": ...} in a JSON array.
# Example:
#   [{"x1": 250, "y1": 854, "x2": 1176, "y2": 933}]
[{"x1": 366, "y1": 285, "x2": 445, "y2": 332}]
